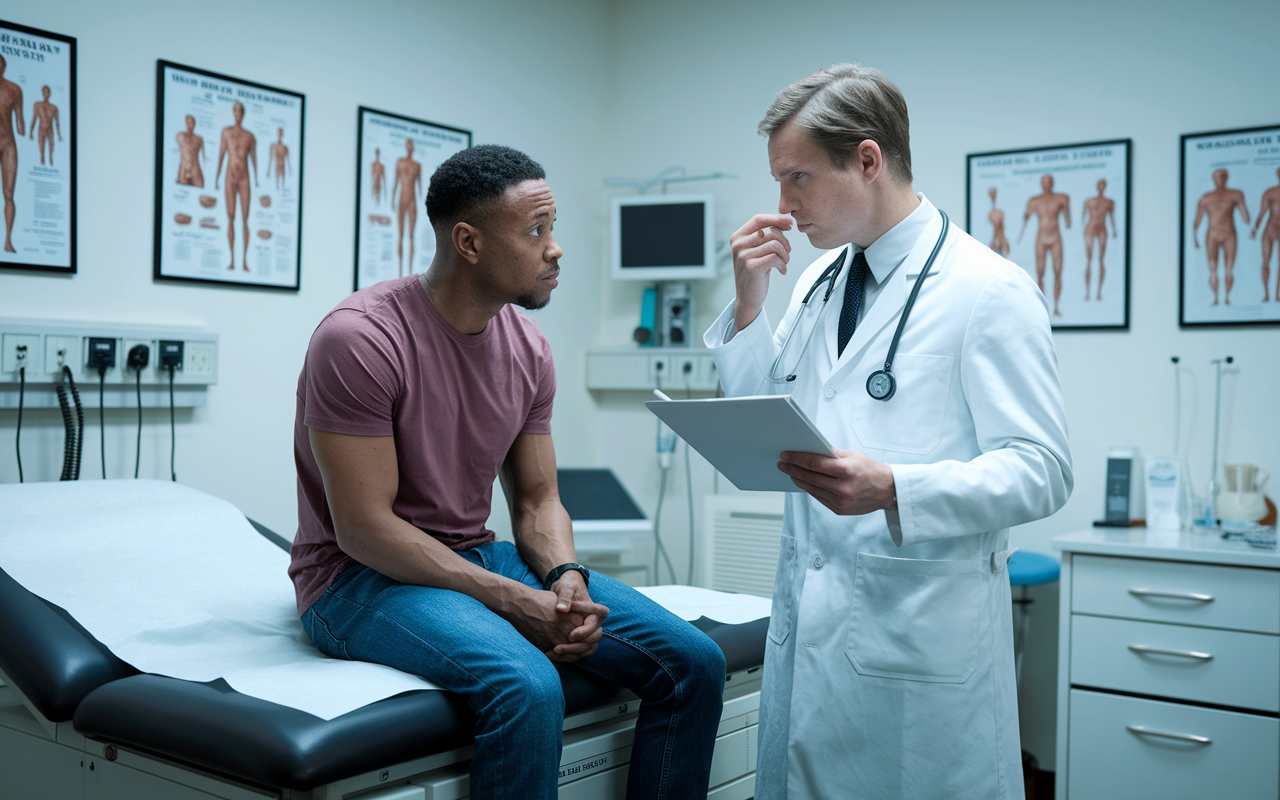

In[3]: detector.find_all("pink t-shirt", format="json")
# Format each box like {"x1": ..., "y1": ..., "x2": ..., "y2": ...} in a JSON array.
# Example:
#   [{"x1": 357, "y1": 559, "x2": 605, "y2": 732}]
[{"x1": 289, "y1": 275, "x2": 555, "y2": 614}]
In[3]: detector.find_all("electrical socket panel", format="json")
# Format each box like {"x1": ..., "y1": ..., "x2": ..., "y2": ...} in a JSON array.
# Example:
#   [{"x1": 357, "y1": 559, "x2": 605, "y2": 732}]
[
  {"x1": 0, "y1": 318, "x2": 219, "y2": 409},
  {"x1": 586, "y1": 348, "x2": 718, "y2": 391}
]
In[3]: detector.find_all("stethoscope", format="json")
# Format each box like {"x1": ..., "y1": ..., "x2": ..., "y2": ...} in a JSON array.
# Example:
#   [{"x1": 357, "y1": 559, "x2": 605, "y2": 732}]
[{"x1": 765, "y1": 209, "x2": 950, "y2": 401}]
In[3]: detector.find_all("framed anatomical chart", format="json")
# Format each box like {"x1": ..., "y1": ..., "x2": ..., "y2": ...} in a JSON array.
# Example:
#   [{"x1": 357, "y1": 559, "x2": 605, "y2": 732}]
[
  {"x1": 0, "y1": 20, "x2": 76, "y2": 275},
  {"x1": 354, "y1": 107, "x2": 470, "y2": 291},
  {"x1": 153, "y1": 61, "x2": 304, "y2": 290},
  {"x1": 1180, "y1": 124, "x2": 1280, "y2": 326},
  {"x1": 966, "y1": 139, "x2": 1131, "y2": 330}
]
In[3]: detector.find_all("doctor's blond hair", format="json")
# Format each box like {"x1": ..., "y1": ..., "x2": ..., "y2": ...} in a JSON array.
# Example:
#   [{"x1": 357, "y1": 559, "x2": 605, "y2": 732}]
[{"x1": 759, "y1": 64, "x2": 912, "y2": 184}]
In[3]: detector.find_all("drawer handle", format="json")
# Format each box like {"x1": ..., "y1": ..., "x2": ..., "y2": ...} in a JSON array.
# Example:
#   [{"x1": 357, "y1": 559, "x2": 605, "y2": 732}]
[
  {"x1": 1128, "y1": 644, "x2": 1214, "y2": 661},
  {"x1": 1126, "y1": 725, "x2": 1212, "y2": 745},
  {"x1": 1128, "y1": 588, "x2": 1214, "y2": 602}
]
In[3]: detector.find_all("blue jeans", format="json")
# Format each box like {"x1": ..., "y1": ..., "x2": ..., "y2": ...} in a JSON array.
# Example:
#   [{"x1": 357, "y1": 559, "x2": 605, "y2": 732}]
[{"x1": 301, "y1": 542, "x2": 726, "y2": 800}]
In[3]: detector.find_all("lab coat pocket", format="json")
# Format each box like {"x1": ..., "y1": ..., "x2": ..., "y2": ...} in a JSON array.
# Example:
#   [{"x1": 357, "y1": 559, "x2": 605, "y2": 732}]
[
  {"x1": 767, "y1": 535, "x2": 799, "y2": 645},
  {"x1": 847, "y1": 552, "x2": 981, "y2": 683},
  {"x1": 850, "y1": 354, "x2": 952, "y2": 454}
]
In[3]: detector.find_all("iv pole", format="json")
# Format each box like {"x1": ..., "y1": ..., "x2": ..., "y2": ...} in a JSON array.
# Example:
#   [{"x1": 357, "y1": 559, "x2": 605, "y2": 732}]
[{"x1": 1204, "y1": 355, "x2": 1234, "y2": 525}]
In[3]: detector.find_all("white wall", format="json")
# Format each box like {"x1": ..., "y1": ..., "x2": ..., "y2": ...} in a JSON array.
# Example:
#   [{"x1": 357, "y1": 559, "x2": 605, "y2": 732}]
[
  {"x1": 601, "y1": 0, "x2": 1280, "y2": 769},
  {"x1": 0, "y1": 0, "x2": 611, "y2": 535}
]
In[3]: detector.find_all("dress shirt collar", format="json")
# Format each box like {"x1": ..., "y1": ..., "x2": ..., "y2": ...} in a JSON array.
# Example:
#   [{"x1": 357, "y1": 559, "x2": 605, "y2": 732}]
[{"x1": 853, "y1": 193, "x2": 935, "y2": 285}]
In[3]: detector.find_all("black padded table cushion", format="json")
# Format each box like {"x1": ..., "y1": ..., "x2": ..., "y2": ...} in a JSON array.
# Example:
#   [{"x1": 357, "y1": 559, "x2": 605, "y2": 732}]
[
  {"x1": 0, "y1": 565, "x2": 139, "y2": 721},
  {"x1": 0, "y1": 516, "x2": 768, "y2": 791},
  {"x1": 72, "y1": 616, "x2": 767, "y2": 791}
]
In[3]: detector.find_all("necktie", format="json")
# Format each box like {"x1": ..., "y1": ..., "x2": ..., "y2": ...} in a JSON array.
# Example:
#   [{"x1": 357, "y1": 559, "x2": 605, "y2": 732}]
[{"x1": 836, "y1": 250, "x2": 869, "y2": 358}]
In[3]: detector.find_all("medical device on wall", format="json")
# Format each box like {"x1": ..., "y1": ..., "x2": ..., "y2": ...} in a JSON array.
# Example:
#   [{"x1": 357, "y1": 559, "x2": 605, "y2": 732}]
[
  {"x1": 659, "y1": 282, "x2": 694, "y2": 347},
  {"x1": 610, "y1": 193, "x2": 716, "y2": 282},
  {"x1": 762, "y1": 210, "x2": 951, "y2": 401}
]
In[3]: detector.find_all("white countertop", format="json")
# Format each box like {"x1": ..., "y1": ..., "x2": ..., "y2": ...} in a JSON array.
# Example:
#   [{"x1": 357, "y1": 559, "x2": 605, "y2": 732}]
[{"x1": 1053, "y1": 527, "x2": 1280, "y2": 569}]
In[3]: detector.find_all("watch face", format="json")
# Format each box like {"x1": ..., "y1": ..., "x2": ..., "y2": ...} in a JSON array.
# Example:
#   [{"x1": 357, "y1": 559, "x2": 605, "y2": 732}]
[{"x1": 868, "y1": 372, "x2": 893, "y2": 399}]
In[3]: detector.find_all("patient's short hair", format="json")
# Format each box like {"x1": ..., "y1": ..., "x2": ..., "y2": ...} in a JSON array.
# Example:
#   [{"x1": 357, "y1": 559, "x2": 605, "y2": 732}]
[
  {"x1": 426, "y1": 145, "x2": 546, "y2": 230},
  {"x1": 759, "y1": 64, "x2": 912, "y2": 184}
]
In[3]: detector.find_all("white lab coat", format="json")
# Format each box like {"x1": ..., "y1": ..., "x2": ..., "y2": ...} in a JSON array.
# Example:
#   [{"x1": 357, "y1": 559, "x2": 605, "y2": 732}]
[{"x1": 704, "y1": 198, "x2": 1072, "y2": 800}]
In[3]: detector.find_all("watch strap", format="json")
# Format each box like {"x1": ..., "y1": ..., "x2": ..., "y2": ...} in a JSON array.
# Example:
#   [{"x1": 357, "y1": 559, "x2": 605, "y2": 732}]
[{"x1": 543, "y1": 563, "x2": 590, "y2": 592}]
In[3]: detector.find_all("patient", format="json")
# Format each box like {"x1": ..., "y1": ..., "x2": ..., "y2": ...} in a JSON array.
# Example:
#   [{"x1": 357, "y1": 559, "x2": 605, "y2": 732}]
[{"x1": 290, "y1": 145, "x2": 725, "y2": 800}]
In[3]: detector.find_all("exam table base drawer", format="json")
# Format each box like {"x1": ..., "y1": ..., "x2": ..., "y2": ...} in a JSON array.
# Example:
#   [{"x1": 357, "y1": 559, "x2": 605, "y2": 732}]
[{"x1": 1067, "y1": 689, "x2": 1278, "y2": 800}]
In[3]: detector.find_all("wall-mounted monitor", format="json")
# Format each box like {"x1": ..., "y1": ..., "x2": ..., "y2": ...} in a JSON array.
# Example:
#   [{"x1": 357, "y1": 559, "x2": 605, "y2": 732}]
[{"x1": 610, "y1": 193, "x2": 716, "y2": 281}]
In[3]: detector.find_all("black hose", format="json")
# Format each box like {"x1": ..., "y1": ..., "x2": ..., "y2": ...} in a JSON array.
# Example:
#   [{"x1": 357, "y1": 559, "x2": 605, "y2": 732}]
[
  {"x1": 57, "y1": 381, "x2": 74, "y2": 480},
  {"x1": 168, "y1": 366, "x2": 176, "y2": 482},
  {"x1": 15, "y1": 365, "x2": 24, "y2": 483},
  {"x1": 98, "y1": 364, "x2": 106, "y2": 480},
  {"x1": 134, "y1": 368, "x2": 143, "y2": 479},
  {"x1": 65, "y1": 366, "x2": 83, "y2": 480}
]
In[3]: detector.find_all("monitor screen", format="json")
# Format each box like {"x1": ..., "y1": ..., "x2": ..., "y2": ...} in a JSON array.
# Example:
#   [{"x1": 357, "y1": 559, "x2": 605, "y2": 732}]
[{"x1": 610, "y1": 193, "x2": 716, "y2": 281}]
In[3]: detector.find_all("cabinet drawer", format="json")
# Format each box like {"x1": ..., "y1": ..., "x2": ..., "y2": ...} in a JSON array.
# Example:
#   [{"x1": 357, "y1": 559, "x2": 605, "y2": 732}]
[
  {"x1": 1072, "y1": 554, "x2": 1280, "y2": 634},
  {"x1": 1067, "y1": 689, "x2": 1278, "y2": 800},
  {"x1": 1071, "y1": 615, "x2": 1279, "y2": 712}
]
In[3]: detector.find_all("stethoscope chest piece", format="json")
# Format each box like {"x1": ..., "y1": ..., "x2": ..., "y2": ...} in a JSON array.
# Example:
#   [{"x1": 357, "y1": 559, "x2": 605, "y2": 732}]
[{"x1": 866, "y1": 370, "x2": 896, "y2": 401}]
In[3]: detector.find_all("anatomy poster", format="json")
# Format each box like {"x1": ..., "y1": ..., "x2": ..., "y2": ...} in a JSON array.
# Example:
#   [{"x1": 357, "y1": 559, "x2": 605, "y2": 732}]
[
  {"x1": 1180, "y1": 124, "x2": 1280, "y2": 326},
  {"x1": 154, "y1": 61, "x2": 304, "y2": 290},
  {"x1": 0, "y1": 21, "x2": 75, "y2": 274},
  {"x1": 354, "y1": 107, "x2": 469, "y2": 291},
  {"x1": 967, "y1": 140, "x2": 1131, "y2": 330}
]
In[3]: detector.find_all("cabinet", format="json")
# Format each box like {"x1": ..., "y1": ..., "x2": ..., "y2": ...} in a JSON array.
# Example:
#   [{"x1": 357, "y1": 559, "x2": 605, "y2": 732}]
[{"x1": 1054, "y1": 530, "x2": 1280, "y2": 799}]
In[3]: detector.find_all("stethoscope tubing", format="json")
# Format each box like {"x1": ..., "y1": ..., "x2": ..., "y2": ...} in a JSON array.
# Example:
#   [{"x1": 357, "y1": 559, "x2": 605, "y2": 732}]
[{"x1": 767, "y1": 209, "x2": 950, "y2": 396}]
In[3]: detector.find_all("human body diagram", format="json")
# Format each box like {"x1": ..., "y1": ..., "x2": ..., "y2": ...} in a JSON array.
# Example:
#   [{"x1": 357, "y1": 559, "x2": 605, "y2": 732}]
[
  {"x1": 215, "y1": 102, "x2": 258, "y2": 272},
  {"x1": 1193, "y1": 168, "x2": 1250, "y2": 306},
  {"x1": 176, "y1": 115, "x2": 206, "y2": 188},
  {"x1": 391, "y1": 138, "x2": 422, "y2": 277},
  {"x1": 266, "y1": 128, "x2": 289, "y2": 191},
  {"x1": 1019, "y1": 174, "x2": 1071, "y2": 316},
  {"x1": 1081, "y1": 179, "x2": 1116, "y2": 302},
  {"x1": 0, "y1": 55, "x2": 25, "y2": 254},
  {"x1": 1251, "y1": 168, "x2": 1280, "y2": 302},
  {"x1": 370, "y1": 148, "x2": 386, "y2": 205},
  {"x1": 987, "y1": 187, "x2": 1009, "y2": 256},
  {"x1": 30, "y1": 85, "x2": 61, "y2": 168}
]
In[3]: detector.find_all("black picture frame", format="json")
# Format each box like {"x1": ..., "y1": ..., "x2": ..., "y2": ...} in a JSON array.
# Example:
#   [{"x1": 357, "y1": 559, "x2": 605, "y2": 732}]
[
  {"x1": 1179, "y1": 123, "x2": 1280, "y2": 327},
  {"x1": 0, "y1": 20, "x2": 76, "y2": 275},
  {"x1": 153, "y1": 60, "x2": 305, "y2": 291},
  {"x1": 353, "y1": 106, "x2": 471, "y2": 292},
  {"x1": 966, "y1": 139, "x2": 1132, "y2": 330}
]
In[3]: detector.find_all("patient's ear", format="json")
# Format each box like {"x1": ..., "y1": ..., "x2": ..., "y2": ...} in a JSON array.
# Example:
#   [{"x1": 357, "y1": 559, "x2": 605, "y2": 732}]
[{"x1": 452, "y1": 222, "x2": 482, "y2": 264}]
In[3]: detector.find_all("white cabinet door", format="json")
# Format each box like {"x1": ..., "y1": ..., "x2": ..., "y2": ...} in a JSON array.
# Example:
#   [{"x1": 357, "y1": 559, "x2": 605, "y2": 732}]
[{"x1": 1067, "y1": 689, "x2": 1278, "y2": 800}]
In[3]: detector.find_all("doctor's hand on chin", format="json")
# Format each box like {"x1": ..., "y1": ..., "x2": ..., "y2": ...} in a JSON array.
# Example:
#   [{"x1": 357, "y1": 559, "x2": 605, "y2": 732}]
[{"x1": 778, "y1": 449, "x2": 898, "y2": 516}]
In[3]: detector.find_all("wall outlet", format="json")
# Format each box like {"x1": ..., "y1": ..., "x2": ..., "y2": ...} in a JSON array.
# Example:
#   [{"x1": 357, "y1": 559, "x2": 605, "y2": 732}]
[
  {"x1": 648, "y1": 355, "x2": 673, "y2": 388},
  {"x1": 185, "y1": 342, "x2": 215, "y2": 376},
  {"x1": 87, "y1": 337, "x2": 117, "y2": 370},
  {"x1": 44, "y1": 335, "x2": 81, "y2": 375},
  {"x1": 2, "y1": 333, "x2": 41, "y2": 374},
  {"x1": 158, "y1": 340, "x2": 184, "y2": 370}
]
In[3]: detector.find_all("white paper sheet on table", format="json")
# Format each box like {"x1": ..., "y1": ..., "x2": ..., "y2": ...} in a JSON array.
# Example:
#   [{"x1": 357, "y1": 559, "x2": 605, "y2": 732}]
[
  {"x1": 636, "y1": 584, "x2": 772, "y2": 625},
  {"x1": 0, "y1": 480, "x2": 439, "y2": 721},
  {"x1": 0, "y1": 481, "x2": 772, "y2": 721}
]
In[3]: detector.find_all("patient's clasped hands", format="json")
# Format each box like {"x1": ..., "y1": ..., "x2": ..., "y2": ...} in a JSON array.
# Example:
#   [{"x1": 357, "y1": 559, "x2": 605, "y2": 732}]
[{"x1": 509, "y1": 570, "x2": 609, "y2": 663}]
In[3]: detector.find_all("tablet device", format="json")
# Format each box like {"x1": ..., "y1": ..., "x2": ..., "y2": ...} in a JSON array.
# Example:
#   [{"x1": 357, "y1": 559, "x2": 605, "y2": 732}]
[{"x1": 645, "y1": 395, "x2": 836, "y2": 492}]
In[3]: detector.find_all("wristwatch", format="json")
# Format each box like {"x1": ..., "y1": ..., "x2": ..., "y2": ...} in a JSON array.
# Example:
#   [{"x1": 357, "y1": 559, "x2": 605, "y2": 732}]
[{"x1": 543, "y1": 563, "x2": 590, "y2": 592}]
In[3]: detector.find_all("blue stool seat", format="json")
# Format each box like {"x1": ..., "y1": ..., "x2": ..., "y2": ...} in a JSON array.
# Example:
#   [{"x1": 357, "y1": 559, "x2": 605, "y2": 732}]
[{"x1": 1008, "y1": 551, "x2": 1060, "y2": 586}]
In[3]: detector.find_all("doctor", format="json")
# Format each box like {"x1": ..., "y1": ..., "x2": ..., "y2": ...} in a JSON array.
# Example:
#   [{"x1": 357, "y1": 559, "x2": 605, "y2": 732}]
[{"x1": 705, "y1": 64, "x2": 1073, "y2": 799}]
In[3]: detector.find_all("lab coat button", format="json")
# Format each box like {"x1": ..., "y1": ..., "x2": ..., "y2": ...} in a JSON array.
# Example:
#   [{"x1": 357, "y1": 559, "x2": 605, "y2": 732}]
[
  {"x1": 813, "y1": 555, "x2": 824, "y2": 569},
  {"x1": 824, "y1": 385, "x2": 836, "y2": 399}
]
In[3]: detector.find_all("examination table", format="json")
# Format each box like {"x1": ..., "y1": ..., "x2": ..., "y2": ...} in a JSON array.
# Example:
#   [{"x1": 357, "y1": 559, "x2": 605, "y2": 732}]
[{"x1": 0, "y1": 515, "x2": 768, "y2": 800}]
